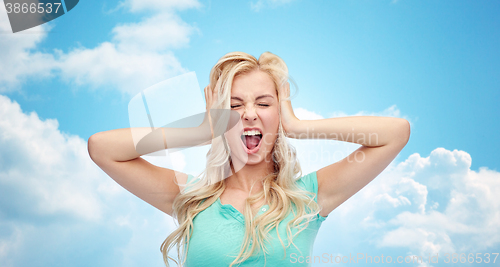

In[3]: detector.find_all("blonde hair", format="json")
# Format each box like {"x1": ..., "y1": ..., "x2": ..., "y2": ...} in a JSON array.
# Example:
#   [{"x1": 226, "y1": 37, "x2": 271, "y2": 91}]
[{"x1": 160, "y1": 52, "x2": 321, "y2": 266}]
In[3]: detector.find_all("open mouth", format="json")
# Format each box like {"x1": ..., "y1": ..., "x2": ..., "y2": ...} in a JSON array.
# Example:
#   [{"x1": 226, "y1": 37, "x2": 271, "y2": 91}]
[{"x1": 240, "y1": 129, "x2": 263, "y2": 153}]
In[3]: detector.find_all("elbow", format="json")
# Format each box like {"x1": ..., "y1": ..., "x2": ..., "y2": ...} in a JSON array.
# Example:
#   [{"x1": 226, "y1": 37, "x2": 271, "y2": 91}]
[
  {"x1": 88, "y1": 133, "x2": 104, "y2": 163},
  {"x1": 396, "y1": 118, "x2": 411, "y2": 146}
]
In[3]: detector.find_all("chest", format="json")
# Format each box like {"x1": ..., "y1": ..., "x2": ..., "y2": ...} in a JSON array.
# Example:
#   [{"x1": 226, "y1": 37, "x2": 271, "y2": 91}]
[
  {"x1": 219, "y1": 190, "x2": 268, "y2": 215},
  {"x1": 184, "y1": 200, "x2": 322, "y2": 266}
]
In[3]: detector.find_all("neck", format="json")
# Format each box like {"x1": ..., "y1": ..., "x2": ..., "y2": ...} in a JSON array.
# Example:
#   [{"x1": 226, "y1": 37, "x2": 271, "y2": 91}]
[{"x1": 226, "y1": 159, "x2": 275, "y2": 194}]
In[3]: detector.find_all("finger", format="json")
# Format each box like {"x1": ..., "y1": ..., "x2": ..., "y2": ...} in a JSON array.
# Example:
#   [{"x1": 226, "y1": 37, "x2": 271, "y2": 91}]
[
  {"x1": 204, "y1": 86, "x2": 209, "y2": 110},
  {"x1": 207, "y1": 85, "x2": 214, "y2": 110},
  {"x1": 214, "y1": 77, "x2": 221, "y2": 94},
  {"x1": 212, "y1": 80, "x2": 220, "y2": 107},
  {"x1": 279, "y1": 81, "x2": 289, "y2": 101},
  {"x1": 209, "y1": 93, "x2": 214, "y2": 111}
]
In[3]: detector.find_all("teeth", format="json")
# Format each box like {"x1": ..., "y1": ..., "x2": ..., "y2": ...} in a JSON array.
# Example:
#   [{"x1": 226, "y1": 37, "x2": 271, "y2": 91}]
[{"x1": 242, "y1": 130, "x2": 262, "y2": 136}]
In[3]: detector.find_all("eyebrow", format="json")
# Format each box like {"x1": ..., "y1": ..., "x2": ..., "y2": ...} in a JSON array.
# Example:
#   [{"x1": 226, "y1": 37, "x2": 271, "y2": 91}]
[{"x1": 231, "y1": 94, "x2": 275, "y2": 101}]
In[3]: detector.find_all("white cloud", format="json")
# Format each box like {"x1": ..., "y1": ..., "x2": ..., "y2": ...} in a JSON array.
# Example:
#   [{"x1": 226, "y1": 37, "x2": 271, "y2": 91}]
[
  {"x1": 56, "y1": 42, "x2": 186, "y2": 96},
  {"x1": 379, "y1": 226, "x2": 455, "y2": 256},
  {"x1": 0, "y1": 223, "x2": 22, "y2": 267},
  {"x1": 294, "y1": 107, "x2": 324, "y2": 120},
  {"x1": 0, "y1": 94, "x2": 180, "y2": 266},
  {"x1": 55, "y1": 0, "x2": 200, "y2": 95},
  {"x1": 0, "y1": 3, "x2": 56, "y2": 92},
  {"x1": 0, "y1": 95, "x2": 104, "y2": 221},
  {"x1": 374, "y1": 193, "x2": 411, "y2": 208},
  {"x1": 330, "y1": 104, "x2": 402, "y2": 118},
  {"x1": 0, "y1": 0, "x2": 200, "y2": 95},
  {"x1": 112, "y1": 13, "x2": 197, "y2": 52},
  {"x1": 314, "y1": 145, "x2": 500, "y2": 259}
]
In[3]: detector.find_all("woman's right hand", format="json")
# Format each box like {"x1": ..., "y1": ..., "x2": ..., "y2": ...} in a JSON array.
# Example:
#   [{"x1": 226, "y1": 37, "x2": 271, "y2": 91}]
[
  {"x1": 202, "y1": 80, "x2": 241, "y2": 144},
  {"x1": 204, "y1": 84, "x2": 218, "y2": 112},
  {"x1": 203, "y1": 81, "x2": 220, "y2": 139}
]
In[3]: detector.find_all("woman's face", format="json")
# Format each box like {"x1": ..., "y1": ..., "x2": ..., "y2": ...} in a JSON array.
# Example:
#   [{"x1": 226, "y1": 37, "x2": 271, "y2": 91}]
[{"x1": 225, "y1": 70, "x2": 280, "y2": 166}]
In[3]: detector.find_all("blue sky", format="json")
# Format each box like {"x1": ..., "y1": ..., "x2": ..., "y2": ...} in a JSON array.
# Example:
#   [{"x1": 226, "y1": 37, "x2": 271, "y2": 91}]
[{"x1": 0, "y1": 0, "x2": 499, "y2": 266}]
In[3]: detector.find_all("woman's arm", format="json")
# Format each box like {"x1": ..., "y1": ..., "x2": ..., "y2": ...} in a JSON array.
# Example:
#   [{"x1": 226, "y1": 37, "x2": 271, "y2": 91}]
[
  {"x1": 88, "y1": 85, "x2": 225, "y2": 216},
  {"x1": 279, "y1": 83, "x2": 410, "y2": 217},
  {"x1": 88, "y1": 123, "x2": 211, "y2": 216},
  {"x1": 286, "y1": 116, "x2": 409, "y2": 146}
]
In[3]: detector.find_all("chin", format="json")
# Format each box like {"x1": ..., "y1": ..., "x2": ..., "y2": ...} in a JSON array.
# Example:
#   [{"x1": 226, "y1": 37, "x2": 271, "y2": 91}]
[
  {"x1": 244, "y1": 153, "x2": 266, "y2": 165},
  {"x1": 246, "y1": 148, "x2": 275, "y2": 165},
  {"x1": 229, "y1": 147, "x2": 273, "y2": 169}
]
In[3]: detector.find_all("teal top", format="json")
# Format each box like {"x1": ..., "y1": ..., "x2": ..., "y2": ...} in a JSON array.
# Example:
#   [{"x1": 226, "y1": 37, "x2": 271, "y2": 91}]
[{"x1": 183, "y1": 171, "x2": 328, "y2": 267}]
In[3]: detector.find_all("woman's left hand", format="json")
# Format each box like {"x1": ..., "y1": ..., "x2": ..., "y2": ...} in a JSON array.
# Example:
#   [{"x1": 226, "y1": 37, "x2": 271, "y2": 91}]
[{"x1": 278, "y1": 81, "x2": 301, "y2": 137}]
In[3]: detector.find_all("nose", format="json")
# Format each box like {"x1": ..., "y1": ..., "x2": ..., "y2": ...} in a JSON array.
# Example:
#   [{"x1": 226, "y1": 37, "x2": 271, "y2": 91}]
[{"x1": 243, "y1": 105, "x2": 257, "y2": 121}]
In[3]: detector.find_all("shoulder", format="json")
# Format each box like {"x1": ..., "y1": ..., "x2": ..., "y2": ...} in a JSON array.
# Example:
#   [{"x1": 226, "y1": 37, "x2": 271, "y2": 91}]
[
  {"x1": 296, "y1": 171, "x2": 329, "y2": 221},
  {"x1": 295, "y1": 171, "x2": 320, "y2": 201}
]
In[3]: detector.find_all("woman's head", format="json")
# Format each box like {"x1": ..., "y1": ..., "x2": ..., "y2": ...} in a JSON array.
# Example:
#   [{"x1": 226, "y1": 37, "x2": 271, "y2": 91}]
[{"x1": 207, "y1": 52, "x2": 289, "y2": 168}]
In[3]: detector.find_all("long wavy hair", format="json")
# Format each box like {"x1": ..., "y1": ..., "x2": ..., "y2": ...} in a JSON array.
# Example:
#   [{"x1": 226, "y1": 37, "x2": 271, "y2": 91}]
[{"x1": 160, "y1": 52, "x2": 321, "y2": 266}]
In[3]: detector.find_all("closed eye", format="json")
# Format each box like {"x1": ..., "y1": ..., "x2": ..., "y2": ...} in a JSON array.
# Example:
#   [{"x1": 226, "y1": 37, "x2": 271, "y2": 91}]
[{"x1": 231, "y1": 104, "x2": 269, "y2": 108}]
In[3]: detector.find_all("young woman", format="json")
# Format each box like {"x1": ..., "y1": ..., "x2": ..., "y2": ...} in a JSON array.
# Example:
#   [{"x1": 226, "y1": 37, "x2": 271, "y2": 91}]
[{"x1": 88, "y1": 52, "x2": 410, "y2": 267}]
